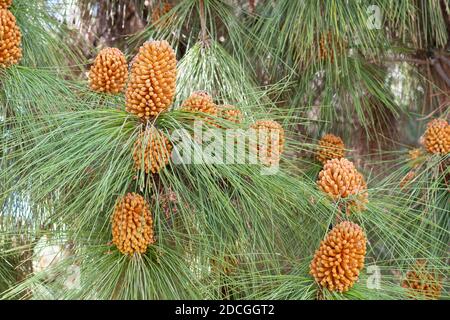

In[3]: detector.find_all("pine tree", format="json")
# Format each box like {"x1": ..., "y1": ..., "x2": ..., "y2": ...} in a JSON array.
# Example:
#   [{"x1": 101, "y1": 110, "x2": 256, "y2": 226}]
[{"x1": 0, "y1": 0, "x2": 448, "y2": 300}]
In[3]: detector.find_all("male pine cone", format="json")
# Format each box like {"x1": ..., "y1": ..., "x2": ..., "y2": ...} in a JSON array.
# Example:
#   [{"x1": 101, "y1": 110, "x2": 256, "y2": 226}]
[
  {"x1": 133, "y1": 128, "x2": 173, "y2": 174},
  {"x1": 0, "y1": 8, "x2": 22, "y2": 68},
  {"x1": 310, "y1": 221, "x2": 367, "y2": 293},
  {"x1": 126, "y1": 40, "x2": 177, "y2": 120},
  {"x1": 89, "y1": 47, "x2": 127, "y2": 94},
  {"x1": 317, "y1": 158, "x2": 368, "y2": 212},
  {"x1": 181, "y1": 91, "x2": 218, "y2": 118},
  {"x1": 316, "y1": 134, "x2": 345, "y2": 164},
  {"x1": 112, "y1": 193, "x2": 155, "y2": 255},
  {"x1": 423, "y1": 118, "x2": 450, "y2": 155}
]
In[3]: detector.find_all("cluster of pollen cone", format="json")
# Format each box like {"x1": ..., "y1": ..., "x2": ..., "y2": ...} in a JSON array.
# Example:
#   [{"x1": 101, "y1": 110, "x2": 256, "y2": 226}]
[
  {"x1": 219, "y1": 105, "x2": 243, "y2": 124},
  {"x1": 310, "y1": 221, "x2": 367, "y2": 292},
  {"x1": 91, "y1": 37, "x2": 370, "y2": 297},
  {"x1": 112, "y1": 193, "x2": 155, "y2": 255},
  {"x1": 181, "y1": 91, "x2": 218, "y2": 120},
  {"x1": 0, "y1": 0, "x2": 12, "y2": 9},
  {"x1": 101, "y1": 39, "x2": 285, "y2": 255},
  {"x1": 89, "y1": 40, "x2": 177, "y2": 179},
  {"x1": 318, "y1": 31, "x2": 345, "y2": 63},
  {"x1": 309, "y1": 118, "x2": 448, "y2": 293},
  {"x1": 0, "y1": 0, "x2": 22, "y2": 68}
]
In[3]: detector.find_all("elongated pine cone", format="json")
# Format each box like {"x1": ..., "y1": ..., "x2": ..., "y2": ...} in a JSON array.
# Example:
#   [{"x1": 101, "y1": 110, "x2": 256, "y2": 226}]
[
  {"x1": 218, "y1": 105, "x2": 243, "y2": 124},
  {"x1": 400, "y1": 170, "x2": 416, "y2": 189},
  {"x1": 310, "y1": 221, "x2": 367, "y2": 292},
  {"x1": 125, "y1": 40, "x2": 177, "y2": 120},
  {"x1": 409, "y1": 148, "x2": 422, "y2": 161},
  {"x1": 317, "y1": 158, "x2": 368, "y2": 211},
  {"x1": 0, "y1": 0, "x2": 12, "y2": 9},
  {"x1": 133, "y1": 128, "x2": 172, "y2": 174},
  {"x1": 316, "y1": 134, "x2": 345, "y2": 164},
  {"x1": 402, "y1": 261, "x2": 442, "y2": 300},
  {"x1": 0, "y1": 8, "x2": 22, "y2": 68},
  {"x1": 211, "y1": 254, "x2": 239, "y2": 276},
  {"x1": 112, "y1": 193, "x2": 154, "y2": 255},
  {"x1": 423, "y1": 119, "x2": 450, "y2": 154},
  {"x1": 181, "y1": 91, "x2": 218, "y2": 121},
  {"x1": 250, "y1": 120, "x2": 285, "y2": 166},
  {"x1": 151, "y1": 1, "x2": 173, "y2": 24},
  {"x1": 89, "y1": 47, "x2": 127, "y2": 94}
]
